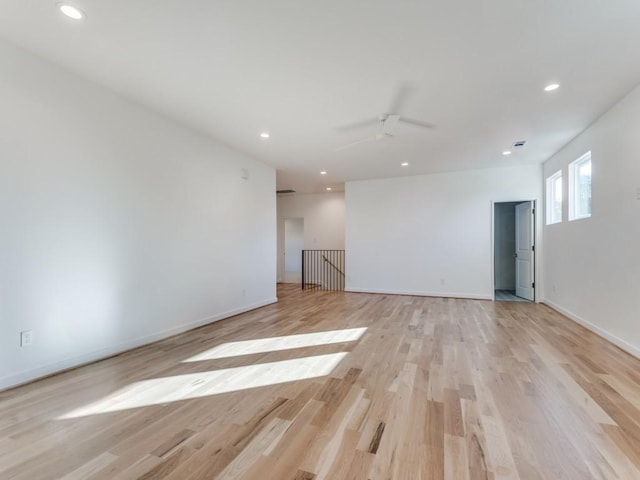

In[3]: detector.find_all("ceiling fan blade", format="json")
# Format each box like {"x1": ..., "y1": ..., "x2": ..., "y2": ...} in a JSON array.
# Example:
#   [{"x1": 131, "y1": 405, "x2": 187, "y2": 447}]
[
  {"x1": 387, "y1": 84, "x2": 413, "y2": 114},
  {"x1": 334, "y1": 117, "x2": 380, "y2": 132},
  {"x1": 334, "y1": 137, "x2": 376, "y2": 151},
  {"x1": 399, "y1": 117, "x2": 436, "y2": 129}
]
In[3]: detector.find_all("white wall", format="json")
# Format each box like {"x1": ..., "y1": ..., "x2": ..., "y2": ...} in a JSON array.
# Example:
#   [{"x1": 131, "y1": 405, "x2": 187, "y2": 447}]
[
  {"x1": 542, "y1": 84, "x2": 640, "y2": 358},
  {"x1": 346, "y1": 166, "x2": 542, "y2": 299},
  {"x1": 283, "y1": 218, "x2": 304, "y2": 275},
  {"x1": 276, "y1": 192, "x2": 345, "y2": 282},
  {"x1": 0, "y1": 40, "x2": 277, "y2": 389}
]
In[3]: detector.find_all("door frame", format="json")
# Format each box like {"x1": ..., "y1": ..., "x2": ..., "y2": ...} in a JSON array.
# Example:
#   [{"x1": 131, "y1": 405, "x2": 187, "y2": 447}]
[{"x1": 490, "y1": 200, "x2": 537, "y2": 302}]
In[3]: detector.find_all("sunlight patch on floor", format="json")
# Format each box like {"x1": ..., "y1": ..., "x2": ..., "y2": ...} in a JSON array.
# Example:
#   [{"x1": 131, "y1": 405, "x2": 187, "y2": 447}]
[
  {"x1": 57, "y1": 352, "x2": 348, "y2": 419},
  {"x1": 183, "y1": 327, "x2": 367, "y2": 362}
]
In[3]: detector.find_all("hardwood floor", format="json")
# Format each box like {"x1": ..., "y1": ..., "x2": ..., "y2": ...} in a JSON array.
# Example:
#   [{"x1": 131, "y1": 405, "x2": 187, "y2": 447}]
[{"x1": 1, "y1": 285, "x2": 640, "y2": 479}]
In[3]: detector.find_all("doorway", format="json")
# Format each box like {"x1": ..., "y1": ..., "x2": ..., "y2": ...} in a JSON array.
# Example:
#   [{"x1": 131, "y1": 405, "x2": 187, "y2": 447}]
[
  {"x1": 283, "y1": 217, "x2": 304, "y2": 284},
  {"x1": 494, "y1": 201, "x2": 535, "y2": 302}
]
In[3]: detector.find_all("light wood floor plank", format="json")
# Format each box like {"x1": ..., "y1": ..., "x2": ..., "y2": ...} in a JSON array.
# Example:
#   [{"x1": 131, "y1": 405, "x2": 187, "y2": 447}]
[{"x1": 1, "y1": 284, "x2": 639, "y2": 479}]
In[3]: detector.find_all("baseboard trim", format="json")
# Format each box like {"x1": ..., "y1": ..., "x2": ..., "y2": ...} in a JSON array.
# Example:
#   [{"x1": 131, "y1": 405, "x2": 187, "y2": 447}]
[
  {"x1": 0, "y1": 297, "x2": 278, "y2": 391},
  {"x1": 541, "y1": 298, "x2": 640, "y2": 360},
  {"x1": 345, "y1": 287, "x2": 492, "y2": 301}
]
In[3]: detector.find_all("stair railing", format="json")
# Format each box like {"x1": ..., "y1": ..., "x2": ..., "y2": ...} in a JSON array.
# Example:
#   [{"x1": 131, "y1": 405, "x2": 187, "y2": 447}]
[{"x1": 302, "y1": 249, "x2": 345, "y2": 291}]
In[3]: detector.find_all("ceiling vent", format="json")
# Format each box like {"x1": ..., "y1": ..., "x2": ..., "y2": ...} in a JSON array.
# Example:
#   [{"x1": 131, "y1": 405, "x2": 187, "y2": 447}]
[
  {"x1": 276, "y1": 189, "x2": 296, "y2": 194},
  {"x1": 513, "y1": 140, "x2": 526, "y2": 148}
]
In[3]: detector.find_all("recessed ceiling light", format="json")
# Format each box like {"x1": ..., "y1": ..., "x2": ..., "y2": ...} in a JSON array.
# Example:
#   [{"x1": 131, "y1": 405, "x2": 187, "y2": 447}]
[
  {"x1": 326, "y1": 187, "x2": 332, "y2": 191},
  {"x1": 544, "y1": 83, "x2": 560, "y2": 92},
  {"x1": 502, "y1": 150, "x2": 512, "y2": 156},
  {"x1": 58, "y1": 3, "x2": 85, "y2": 20},
  {"x1": 320, "y1": 171, "x2": 327, "y2": 175},
  {"x1": 260, "y1": 132, "x2": 270, "y2": 138},
  {"x1": 401, "y1": 162, "x2": 409, "y2": 167}
]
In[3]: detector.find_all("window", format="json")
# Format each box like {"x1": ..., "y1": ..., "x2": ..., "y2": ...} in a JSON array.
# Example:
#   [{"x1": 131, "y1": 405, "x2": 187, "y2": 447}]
[
  {"x1": 546, "y1": 170, "x2": 563, "y2": 225},
  {"x1": 569, "y1": 152, "x2": 592, "y2": 220}
]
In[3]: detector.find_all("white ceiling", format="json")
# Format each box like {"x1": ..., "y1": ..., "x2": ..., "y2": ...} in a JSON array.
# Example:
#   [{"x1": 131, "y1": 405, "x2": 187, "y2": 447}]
[{"x1": 1, "y1": 1, "x2": 639, "y2": 193}]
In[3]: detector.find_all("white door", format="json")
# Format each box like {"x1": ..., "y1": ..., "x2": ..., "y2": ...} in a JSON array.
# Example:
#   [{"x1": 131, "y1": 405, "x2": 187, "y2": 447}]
[
  {"x1": 284, "y1": 218, "x2": 304, "y2": 283},
  {"x1": 515, "y1": 201, "x2": 534, "y2": 301}
]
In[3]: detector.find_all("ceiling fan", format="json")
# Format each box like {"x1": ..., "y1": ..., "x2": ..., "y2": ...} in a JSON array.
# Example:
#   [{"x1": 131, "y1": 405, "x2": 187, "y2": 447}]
[{"x1": 335, "y1": 85, "x2": 435, "y2": 151}]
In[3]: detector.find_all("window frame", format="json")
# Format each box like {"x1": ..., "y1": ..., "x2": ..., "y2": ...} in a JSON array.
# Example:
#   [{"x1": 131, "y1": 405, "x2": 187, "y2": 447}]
[
  {"x1": 568, "y1": 151, "x2": 592, "y2": 221},
  {"x1": 545, "y1": 170, "x2": 563, "y2": 225}
]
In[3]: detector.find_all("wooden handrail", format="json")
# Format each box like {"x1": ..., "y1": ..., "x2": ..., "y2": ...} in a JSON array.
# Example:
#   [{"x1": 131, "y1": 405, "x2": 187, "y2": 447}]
[{"x1": 322, "y1": 255, "x2": 345, "y2": 277}]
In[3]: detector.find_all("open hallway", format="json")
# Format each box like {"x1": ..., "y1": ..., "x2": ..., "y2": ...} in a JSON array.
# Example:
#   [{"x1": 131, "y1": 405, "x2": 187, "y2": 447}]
[{"x1": 1, "y1": 284, "x2": 639, "y2": 479}]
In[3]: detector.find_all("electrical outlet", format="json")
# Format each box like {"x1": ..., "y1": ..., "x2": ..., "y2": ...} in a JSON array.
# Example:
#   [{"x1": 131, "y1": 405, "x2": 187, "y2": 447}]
[
  {"x1": 242, "y1": 288, "x2": 246, "y2": 297},
  {"x1": 440, "y1": 278, "x2": 446, "y2": 286},
  {"x1": 20, "y1": 330, "x2": 33, "y2": 347}
]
